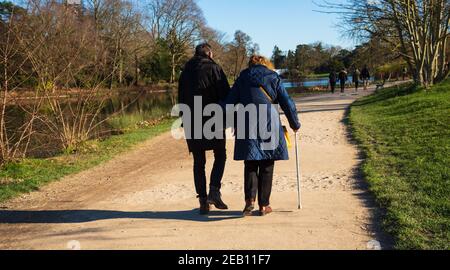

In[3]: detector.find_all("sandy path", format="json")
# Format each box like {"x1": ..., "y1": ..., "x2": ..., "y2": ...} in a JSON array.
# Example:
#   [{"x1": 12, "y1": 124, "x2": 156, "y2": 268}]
[{"x1": 0, "y1": 85, "x2": 398, "y2": 250}]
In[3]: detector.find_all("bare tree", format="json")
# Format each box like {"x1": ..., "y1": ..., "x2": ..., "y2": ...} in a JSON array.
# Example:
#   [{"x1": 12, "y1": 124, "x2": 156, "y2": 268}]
[
  {"x1": 199, "y1": 26, "x2": 227, "y2": 66},
  {"x1": 0, "y1": 2, "x2": 40, "y2": 165},
  {"x1": 84, "y1": 0, "x2": 149, "y2": 88},
  {"x1": 15, "y1": 0, "x2": 118, "y2": 151},
  {"x1": 147, "y1": 0, "x2": 205, "y2": 83},
  {"x1": 226, "y1": 30, "x2": 253, "y2": 80}
]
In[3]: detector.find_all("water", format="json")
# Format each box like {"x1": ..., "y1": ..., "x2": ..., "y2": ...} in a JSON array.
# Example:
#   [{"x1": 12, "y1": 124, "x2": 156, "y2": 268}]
[
  {"x1": 282, "y1": 76, "x2": 374, "y2": 89},
  {"x1": 4, "y1": 90, "x2": 177, "y2": 158},
  {"x1": 283, "y1": 77, "x2": 331, "y2": 88}
]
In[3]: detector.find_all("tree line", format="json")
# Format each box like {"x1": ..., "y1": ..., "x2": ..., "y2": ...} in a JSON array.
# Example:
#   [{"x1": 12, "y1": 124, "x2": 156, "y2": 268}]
[
  {"x1": 0, "y1": 0, "x2": 259, "y2": 90},
  {"x1": 271, "y1": 37, "x2": 407, "y2": 81}
]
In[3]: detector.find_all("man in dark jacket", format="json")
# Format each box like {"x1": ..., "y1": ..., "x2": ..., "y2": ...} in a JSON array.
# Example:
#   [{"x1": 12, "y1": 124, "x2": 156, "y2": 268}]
[
  {"x1": 329, "y1": 71, "x2": 337, "y2": 93},
  {"x1": 178, "y1": 43, "x2": 231, "y2": 215},
  {"x1": 361, "y1": 66, "x2": 371, "y2": 90},
  {"x1": 353, "y1": 68, "x2": 361, "y2": 92},
  {"x1": 338, "y1": 69, "x2": 348, "y2": 93}
]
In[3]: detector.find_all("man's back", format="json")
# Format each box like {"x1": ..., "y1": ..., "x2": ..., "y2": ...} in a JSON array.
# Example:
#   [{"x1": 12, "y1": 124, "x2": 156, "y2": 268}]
[
  {"x1": 361, "y1": 68, "x2": 370, "y2": 79},
  {"x1": 178, "y1": 54, "x2": 230, "y2": 153},
  {"x1": 179, "y1": 56, "x2": 230, "y2": 108},
  {"x1": 329, "y1": 72, "x2": 337, "y2": 82}
]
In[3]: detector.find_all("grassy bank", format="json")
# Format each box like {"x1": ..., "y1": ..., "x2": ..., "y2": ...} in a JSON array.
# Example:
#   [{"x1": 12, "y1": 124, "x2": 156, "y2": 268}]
[
  {"x1": 0, "y1": 118, "x2": 174, "y2": 204},
  {"x1": 287, "y1": 87, "x2": 330, "y2": 98},
  {"x1": 349, "y1": 79, "x2": 450, "y2": 249}
]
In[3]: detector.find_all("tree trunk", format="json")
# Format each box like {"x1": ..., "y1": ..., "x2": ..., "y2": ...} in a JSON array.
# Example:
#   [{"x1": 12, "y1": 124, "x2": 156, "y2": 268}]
[
  {"x1": 170, "y1": 53, "x2": 176, "y2": 84},
  {"x1": 119, "y1": 47, "x2": 123, "y2": 86},
  {"x1": 437, "y1": 35, "x2": 448, "y2": 80},
  {"x1": 134, "y1": 54, "x2": 139, "y2": 86}
]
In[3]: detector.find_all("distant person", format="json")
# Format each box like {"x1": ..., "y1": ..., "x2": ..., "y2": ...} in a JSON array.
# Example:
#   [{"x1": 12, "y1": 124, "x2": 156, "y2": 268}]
[
  {"x1": 353, "y1": 68, "x2": 361, "y2": 92},
  {"x1": 361, "y1": 66, "x2": 371, "y2": 90},
  {"x1": 338, "y1": 69, "x2": 348, "y2": 93},
  {"x1": 178, "y1": 43, "x2": 231, "y2": 215},
  {"x1": 329, "y1": 70, "x2": 337, "y2": 93},
  {"x1": 223, "y1": 55, "x2": 301, "y2": 217},
  {"x1": 402, "y1": 67, "x2": 408, "y2": 80}
]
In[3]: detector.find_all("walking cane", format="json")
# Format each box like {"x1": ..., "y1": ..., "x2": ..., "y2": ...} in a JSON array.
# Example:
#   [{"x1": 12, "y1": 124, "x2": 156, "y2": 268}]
[{"x1": 295, "y1": 131, "x2": 302, "y2": 210}]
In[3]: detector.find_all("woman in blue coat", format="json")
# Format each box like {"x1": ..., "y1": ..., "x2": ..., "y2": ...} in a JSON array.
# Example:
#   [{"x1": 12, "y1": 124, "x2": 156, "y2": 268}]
[{"x1": 223, "y1": 56, "x2": 301, "y2": 216}]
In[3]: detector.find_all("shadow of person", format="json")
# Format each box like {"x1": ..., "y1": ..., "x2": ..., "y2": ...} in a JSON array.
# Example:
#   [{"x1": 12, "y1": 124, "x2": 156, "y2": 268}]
[{"x1": 0, "y1": 209, "x2": 244, "y2": 224}]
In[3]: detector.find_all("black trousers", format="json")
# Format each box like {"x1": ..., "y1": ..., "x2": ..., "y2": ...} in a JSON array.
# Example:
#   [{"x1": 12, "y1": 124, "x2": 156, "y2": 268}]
[
  {"x1": 244, "y1": 160, "x2": 275, "y2": 207},
  {"x1": 340, "y1": 81, "x2": 346, "y2": 93},
  {"x1": 330, "y1": 82, "x2": 336, "y2": 93},
  {"x1": 192, "y1": 146, "x2": 227, "y2": 199}
]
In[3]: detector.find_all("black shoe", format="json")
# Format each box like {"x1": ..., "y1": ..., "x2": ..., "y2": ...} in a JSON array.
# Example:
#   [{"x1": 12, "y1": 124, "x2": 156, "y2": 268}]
[
  {"x1": 207, "y1": 187, "x2": 228, "y2": 210},
  {"x1": 243, "y1": 199, "x2": 255, "y2": 216},
  {"x1": 198, "y1": 197, "x2": 210, "y2": 215}
]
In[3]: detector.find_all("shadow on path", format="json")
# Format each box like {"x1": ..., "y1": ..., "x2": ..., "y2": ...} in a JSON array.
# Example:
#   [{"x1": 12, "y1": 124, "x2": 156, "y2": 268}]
[
  {"x1": 340, "y1": 105, "x2": 394, "y2": 249},
  {"x1": 0, "y1": 209, "x2": 244, "y2": 224}
]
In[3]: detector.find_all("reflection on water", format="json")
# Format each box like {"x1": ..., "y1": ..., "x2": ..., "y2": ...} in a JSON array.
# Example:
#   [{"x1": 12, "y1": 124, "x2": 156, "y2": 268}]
[
  {"x1": 282, "y1": 76, "x2": 374, "y2": 89},
  {"x1": 5, "y1": 90, "x2": 177, "y2": 158},
  {"x1": 283, "y1": 77, "x2": 330, "y2": 88}
]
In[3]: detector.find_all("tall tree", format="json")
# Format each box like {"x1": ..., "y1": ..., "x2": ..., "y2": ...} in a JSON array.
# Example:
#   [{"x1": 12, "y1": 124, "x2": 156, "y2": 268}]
[
  {"x1": 271, "y1": 45, "x2": 286, "y2": 69},
  {"x1": 227, "y1": 30, "x2": 253, "y2": 80},
  {"x1": 147, "y1": 0, "x2": 205, "y2": 83}
]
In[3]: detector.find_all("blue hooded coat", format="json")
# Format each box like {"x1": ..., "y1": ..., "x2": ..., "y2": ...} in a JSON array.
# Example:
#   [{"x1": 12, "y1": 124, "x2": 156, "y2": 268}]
[{"x1": 224, "y1": 65, "x2": 301, "y2": 161}]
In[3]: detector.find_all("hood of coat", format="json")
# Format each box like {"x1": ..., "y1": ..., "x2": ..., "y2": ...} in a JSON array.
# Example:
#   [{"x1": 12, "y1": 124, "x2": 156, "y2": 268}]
[{"x1": 247, "y1": 64, "x2": 277, "y2": 88}]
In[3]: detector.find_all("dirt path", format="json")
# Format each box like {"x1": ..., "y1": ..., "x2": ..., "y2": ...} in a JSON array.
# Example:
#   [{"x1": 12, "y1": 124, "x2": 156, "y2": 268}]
[{"x1": 0, "y1": 85, "x2": 397, "y2": 250}]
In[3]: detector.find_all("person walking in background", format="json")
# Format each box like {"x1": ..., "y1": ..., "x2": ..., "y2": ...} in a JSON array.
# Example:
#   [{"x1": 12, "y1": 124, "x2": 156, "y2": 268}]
[
  {"x1": 361, "y1": 65, "x2": 371, "y2": 90},
  {"x1": 338, "y1": 69, "x2": 348, "y2": 93},
  {"x1": 178, "y1": 43, "x2": 231, "y2": 215},
  {"x1": 329, "y1": 70, "x2": 337, "y2": 93},
  {"x1": 223, "y1": 55, "x2": 301, "y2": 217},
  {"x1": 353, "y1": 68, "x2": 361, "y2": 92}
]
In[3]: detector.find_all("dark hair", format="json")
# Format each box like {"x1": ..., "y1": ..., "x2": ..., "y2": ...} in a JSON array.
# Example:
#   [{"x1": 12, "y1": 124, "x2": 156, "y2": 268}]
[{"x1": 195, "y1": 43, "x2": 212, "y2": 57}]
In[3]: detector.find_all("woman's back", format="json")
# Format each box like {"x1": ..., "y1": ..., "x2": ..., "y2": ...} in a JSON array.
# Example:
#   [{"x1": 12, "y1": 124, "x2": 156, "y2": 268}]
[
  {"x1": 224, "y1": 64, "x2": 300, "y2": 161},
  {"x1": 234, "y1": 65, "x2": 279, "y2": 105}
]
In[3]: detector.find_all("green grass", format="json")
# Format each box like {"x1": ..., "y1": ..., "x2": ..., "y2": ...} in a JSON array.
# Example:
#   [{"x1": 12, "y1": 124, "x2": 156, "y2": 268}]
[
  {"x1": 0, "y1": 118, "x2": 174, "y2": 203},
  {"x1": 288, "y1": 88, "x2": 330, "y2": 98},
  {"x1": 107, "y1": 107, "x2": 170, "y2": 130},
  {"x1": 349, "y1": 79, "x2": 450, "y2": 250},
  {"x1": 306, "y1": 73, "x2": 328, "y2": 78}
]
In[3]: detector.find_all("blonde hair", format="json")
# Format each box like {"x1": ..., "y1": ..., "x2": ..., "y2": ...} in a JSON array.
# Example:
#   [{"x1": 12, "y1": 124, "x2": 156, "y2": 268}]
[{"x1": 248, "y1": 55, "x2": 275, "y2": 70}]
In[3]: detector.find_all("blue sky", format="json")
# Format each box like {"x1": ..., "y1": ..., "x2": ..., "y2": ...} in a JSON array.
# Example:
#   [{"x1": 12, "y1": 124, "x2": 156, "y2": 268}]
[{"x1": 198, "y1": 0, "x2": 355, "y2": 57}]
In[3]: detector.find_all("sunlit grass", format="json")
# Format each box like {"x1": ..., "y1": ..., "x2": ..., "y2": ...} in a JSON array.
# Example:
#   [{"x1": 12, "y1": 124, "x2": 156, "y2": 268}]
[{"x1": 349, "y1": 79, "x2": 450, "y2": 249}]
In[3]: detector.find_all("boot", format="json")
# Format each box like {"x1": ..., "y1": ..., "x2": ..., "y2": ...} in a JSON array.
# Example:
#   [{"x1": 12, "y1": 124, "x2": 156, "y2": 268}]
[
  {"x1": 198, "y1": 197, "x2": 210, "y2": 215},
  {"x1": 207, "y1": 186, "x2": 228, "y2": 210},
  {"x1": 243, "y1": 199, "x2": 255, "y2": 216},
  {"x1": 259, "y1": 206, "x2": 273, "y2": 216}
]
